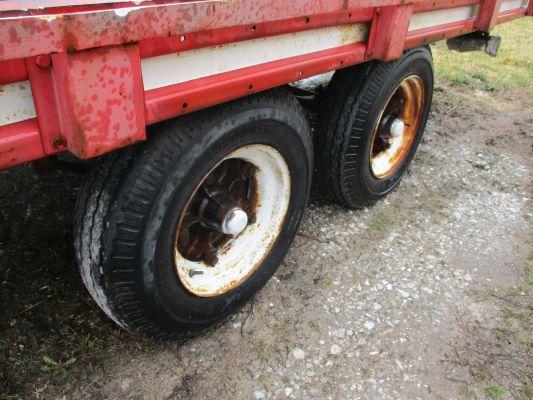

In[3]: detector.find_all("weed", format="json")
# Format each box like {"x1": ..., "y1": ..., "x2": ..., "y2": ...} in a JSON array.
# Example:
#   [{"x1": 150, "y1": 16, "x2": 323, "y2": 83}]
[
  {"x1": 459, "y1": 385, "x2": 477, "y2": 399},
  {"x1": 277, "y1": 321, "x2": 295, "y2": 343},
  {"x1": 307, "y1": 320, "x2": 320, "y2": 332},
  {"x1": 73, "y1": 313, "x2": 87, "y2": 326},
  {"x1": 473, "y1": 369, "x2": 488, "y2": 382},
  {"x1": 369, "y1": 212, "x2": 393, "y2": 237},
  {"x1": 252, "y1": 341, "x2": 268, "y2": 362},
  {"x1": 142, "y1": 342, "x2": 157, "y2": 355},
  {"x1": 40, "y1": 355, "x2": 76, "y2": 379},
  {"x1": 494, "y1": 328, "x2": 510, "y2": 341},
  {"x1": 484, "y1": 383, "x2": 506, "y2": 398}
]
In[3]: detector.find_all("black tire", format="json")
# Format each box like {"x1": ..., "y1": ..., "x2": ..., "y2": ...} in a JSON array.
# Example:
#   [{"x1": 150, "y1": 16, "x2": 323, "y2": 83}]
[
  {"x1": 74, "y1": 89, "x2": 312, "y2": 338},
  {"x1": 315, "y1": 47, "x2": 434, "y2": 208}
]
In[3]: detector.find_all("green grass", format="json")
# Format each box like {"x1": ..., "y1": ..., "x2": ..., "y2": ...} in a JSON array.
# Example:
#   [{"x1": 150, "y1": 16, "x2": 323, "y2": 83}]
[
  {"x1": 484, "y1": 383, "x2": 506, "y2": 398},
  {"x1": 459, "y1": 385, "x2": 477, "y2": 399},
  {"x1": 251, "y1": 341, "x2": 269, "y2": 362},
  {"x1": 432, "y1": 18, "x2": 533, "y2": 90},
  {"x1": 368, "y1": 212, "x2": 393, "y2": 238}
]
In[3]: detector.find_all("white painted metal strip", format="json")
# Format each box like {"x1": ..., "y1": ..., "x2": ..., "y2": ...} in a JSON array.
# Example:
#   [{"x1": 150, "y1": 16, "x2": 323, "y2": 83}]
[
  {"x1": 499, "y1": 0, "x2": 527, "y2": 11},
  {"x1": 0, "y1": 81, "x2": 36, "y2": 126},
  {"x1": 141, "y1": 24, "x2": 368, "y2": 91},
  {"x1": 409, "y1": 5, "x2": 479, "y2": 31}
]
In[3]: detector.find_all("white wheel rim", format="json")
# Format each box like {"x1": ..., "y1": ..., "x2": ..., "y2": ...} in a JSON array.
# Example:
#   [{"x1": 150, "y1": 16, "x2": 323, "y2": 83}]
[{"x1": 174, "y1": 144, "x2": 291, "y2": 297}]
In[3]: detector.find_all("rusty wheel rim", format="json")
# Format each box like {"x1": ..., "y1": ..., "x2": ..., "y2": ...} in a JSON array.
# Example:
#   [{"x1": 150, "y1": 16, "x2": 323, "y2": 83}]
[
  {"x1": 370, "y1": 75, "x2": 424, "y2": 179},
  {"x1": 174, "y1": 145, "x2": 291, "y2": 297}
]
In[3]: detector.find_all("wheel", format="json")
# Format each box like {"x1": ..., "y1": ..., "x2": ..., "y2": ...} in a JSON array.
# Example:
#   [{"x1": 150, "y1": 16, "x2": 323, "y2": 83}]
[
  {"x1": 74, "y1": 89, "x2": 312, "y2": 338},
  {"x1": 315, "y1": 47, "x2": 434, "y2": 208}
]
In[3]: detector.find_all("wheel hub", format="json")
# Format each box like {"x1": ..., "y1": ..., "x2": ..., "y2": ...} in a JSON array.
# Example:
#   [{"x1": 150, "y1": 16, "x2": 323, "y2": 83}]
[
  {"x1": 174, "y1": 145, "x2": 291, "y2": 298},
  {"x1": 177, "y1": 158, "x2": 257, "y2": 267},
  {"x1": 370, "y1": 75, "x2": 424, "y2": 178}
]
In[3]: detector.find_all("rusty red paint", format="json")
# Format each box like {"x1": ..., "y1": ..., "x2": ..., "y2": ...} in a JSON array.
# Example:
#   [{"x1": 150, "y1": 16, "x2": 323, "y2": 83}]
[
  {"x1": 0, "y1": 58, "x2": 27, "y2": 84},
  {"x1": 0, "y1": 118, "x2": 44, "y2": 169},
  {"x1": 413, "y1": 0, "x2": 481, "y2": 12},
  {"x1": 475, "y1": 0, "x2": 503, "y2": 31},
  {"x1": 0, "y1": 0, "x2": 151, "y2": 12},
  {"x1": 367, "y1": 5, "x2": 413, "y2": 61},
  {"x1": 26, "y1": 55, "x2": 62, "y2": 155},
  {"x1": 49, "y1": 45, "x2": 146, "y2": 158},
  {"x1": 139, "y1": 9, "x2": 374, "y2": 58},
  {"x1": 0, "y1": 0, "x2": 385, "y2": 62},
  {"x1": 0, "y1": 0, "x2": 407, "y2": 15}
]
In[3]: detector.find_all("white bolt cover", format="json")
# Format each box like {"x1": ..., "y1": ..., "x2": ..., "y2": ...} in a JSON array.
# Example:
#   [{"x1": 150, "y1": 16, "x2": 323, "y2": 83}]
[{"x1": 390, "y1": 118, "x2": 405, "y2": 138}]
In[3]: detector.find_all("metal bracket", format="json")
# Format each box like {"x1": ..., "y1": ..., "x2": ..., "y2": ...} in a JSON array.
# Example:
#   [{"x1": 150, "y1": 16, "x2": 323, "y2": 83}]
[{"x1": 446, "y1": 32, "x2": 501, "y2": 57}]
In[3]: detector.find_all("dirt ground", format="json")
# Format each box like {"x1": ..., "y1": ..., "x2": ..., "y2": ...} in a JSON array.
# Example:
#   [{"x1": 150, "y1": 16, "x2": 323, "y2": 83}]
[{"x1": 0, "y1": 82, "x2": 532, "y2": 400}]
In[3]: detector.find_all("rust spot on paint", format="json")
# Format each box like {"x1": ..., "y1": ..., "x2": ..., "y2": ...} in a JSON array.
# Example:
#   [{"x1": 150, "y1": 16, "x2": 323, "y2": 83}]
[
  {"x1": 8, "y1": 27, "x2": 21, "y2": 44},
  {"x1": 51, "y1": 135, "x2": 67, "y2": 150}
]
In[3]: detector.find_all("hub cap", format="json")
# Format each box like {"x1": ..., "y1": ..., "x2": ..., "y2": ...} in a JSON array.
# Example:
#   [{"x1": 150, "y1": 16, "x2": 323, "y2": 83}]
[
  {"x1": 174, "y1": 145, "x2": 291, "y2": 297},
  {"x1": 221, "y1": 208, "x2": 249, "y2": 235},
  {"x1": 370, "y1": 75, "x2": 424, "y2": 178}
]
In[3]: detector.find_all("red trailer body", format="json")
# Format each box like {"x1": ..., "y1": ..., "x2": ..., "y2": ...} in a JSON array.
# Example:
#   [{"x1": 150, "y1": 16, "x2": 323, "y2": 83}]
[
  {"x1": 1, "y1": 0, "x2": 530, "y2": 337},
  {"x1": 0, "y1": 0, "x2": 528, "y2": 168}
]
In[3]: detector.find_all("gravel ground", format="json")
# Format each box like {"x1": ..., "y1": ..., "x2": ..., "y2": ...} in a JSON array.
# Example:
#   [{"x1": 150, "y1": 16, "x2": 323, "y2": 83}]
[{"x1": 0, "y1": 83, "x2": 531, "y2": 400}]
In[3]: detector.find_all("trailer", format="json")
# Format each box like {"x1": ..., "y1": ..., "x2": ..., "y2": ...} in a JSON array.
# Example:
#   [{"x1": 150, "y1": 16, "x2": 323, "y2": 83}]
[{"x1": 0, "y1": 0, "x2": 529, "y2": 338}]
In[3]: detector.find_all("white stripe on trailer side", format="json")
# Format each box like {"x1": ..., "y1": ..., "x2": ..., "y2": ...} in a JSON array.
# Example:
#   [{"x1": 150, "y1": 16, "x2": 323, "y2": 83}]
[
  {"x1": 141, "y1": 24, "x2": 368, "y2": 91},
  {"x1": 499, "y1": 0, "x2": 528, "y2": 11},
  {"x1": 408, "y1": 5, "x2": 479, "y2": 31},
  {"x1": 0, "y1": 81, "x2": 36, "y2": 126},
  {"x1": 409, "y1": 0, "x2": 527, "y2": 33}
]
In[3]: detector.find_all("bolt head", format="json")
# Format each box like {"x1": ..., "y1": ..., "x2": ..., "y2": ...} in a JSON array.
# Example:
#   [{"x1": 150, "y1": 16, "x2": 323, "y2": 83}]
[
  {"x1": 35, "y1": 54, "x2": 52, "y2": 69},
  {"x1": 51, "y1": 135, "x2": 67, "y2": 150},
  {"x1": 221, "y1": 208, "x2": 248, "y2": 236}
]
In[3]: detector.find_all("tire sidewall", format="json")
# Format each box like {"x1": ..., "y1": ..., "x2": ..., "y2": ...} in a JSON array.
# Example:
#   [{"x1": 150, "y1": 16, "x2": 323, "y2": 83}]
[
  {"x1": 355, "y1": 49, "x2": 433, "y2": 198},
  {"x1": 137, "y1": 107, "x2": 311, "y2": 329}
]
